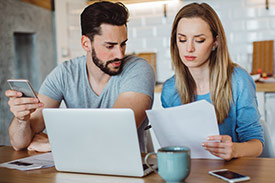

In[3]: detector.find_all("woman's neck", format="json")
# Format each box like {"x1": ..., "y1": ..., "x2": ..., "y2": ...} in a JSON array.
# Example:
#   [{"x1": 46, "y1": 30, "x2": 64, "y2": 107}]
[{"x1": 189, "y1": 66, "x2": 210, "y2": 95}]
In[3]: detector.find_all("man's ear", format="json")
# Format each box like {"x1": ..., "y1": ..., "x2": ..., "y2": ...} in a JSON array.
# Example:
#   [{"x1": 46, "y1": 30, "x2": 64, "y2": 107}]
[{"x1": 81, "y1": 35, "x2": 91, "y2": 52}]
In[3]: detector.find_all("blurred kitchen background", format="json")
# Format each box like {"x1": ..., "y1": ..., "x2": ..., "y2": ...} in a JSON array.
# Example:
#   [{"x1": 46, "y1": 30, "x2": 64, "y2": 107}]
[{"x1": 0, "y1": 0, "x2": 275, "y2": 148}]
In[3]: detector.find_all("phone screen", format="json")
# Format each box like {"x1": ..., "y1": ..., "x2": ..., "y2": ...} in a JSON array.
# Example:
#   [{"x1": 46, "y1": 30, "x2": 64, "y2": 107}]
[
  {"x1": 7, "y1": 79, "x2": 37, "y2": 98},
  {"x1": 214, "y1": 170, "x2": 246, "y2": 179}
]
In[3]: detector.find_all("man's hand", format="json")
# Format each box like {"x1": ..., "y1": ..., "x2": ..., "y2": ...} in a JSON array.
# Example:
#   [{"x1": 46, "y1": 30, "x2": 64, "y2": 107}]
[
  {"x1": 27, "y1": 132, "x2": 51, "y2": 152},
  {"x1": 5, "y1": 89, "x2": 44, "y2": 123}
]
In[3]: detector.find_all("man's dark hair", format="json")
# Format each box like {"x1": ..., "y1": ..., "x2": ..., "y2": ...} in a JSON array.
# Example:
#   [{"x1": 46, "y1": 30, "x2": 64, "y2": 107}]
[{"x1": 81, "y1": 1, "x2": 129, "y2": 42}]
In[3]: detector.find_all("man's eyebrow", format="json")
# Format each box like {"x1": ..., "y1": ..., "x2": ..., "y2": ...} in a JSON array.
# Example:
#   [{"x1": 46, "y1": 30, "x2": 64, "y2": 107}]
[
  {"x1": 104, "y1": 42, "x2": 117, "y2": 45},
  {"x1": 104, "y1": 39, "x2": 128, "y2": 45}
]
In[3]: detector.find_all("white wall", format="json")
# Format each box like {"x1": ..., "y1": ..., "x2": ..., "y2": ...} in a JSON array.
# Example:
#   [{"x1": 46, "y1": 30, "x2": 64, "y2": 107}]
[
  {"x1": 55, "y1": 0, "x2": 86, "y2": 64},
  {"x1": 56, "y1": 0, "x2": 275, "y2": 82},
  {"x1": 126, "y1": 0, "x2": 275, "y2": 82}
]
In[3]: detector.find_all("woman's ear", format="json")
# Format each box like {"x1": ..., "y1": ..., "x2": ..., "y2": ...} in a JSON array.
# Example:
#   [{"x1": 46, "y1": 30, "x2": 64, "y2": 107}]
[
  {"x1": 81, "y1": 35, "x2": 91, "y2": 52},
  {"x1": 212, "y1": 36, "x2": 219, "y2": 51}
]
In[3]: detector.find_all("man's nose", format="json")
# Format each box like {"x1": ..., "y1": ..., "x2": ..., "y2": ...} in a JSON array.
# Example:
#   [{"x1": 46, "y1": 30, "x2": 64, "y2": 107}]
[{"x1": 114, "y1": 47, "x2": 124, "y2": 59}]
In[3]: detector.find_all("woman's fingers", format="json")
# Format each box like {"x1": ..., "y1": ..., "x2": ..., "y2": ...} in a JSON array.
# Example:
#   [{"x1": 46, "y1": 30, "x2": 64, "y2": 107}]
[
  {"x1": 202, "y1": 135, "x2": 234, "y2": 160},
  {"x1": 207, "y1": 135, "x2": 232, "y2": 142}
]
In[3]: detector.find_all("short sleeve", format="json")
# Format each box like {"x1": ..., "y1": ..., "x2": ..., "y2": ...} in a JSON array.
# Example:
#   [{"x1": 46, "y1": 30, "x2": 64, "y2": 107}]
[
  {"x1": 39, "y1": 63, "x2": 65, "y2": 102},
  {"x1": 161, "y1": 80, "x2": 171, "y2": 108},
  {"x1": 161, "y1": 76, "x2": 182, "y2": 108},
  {"x1": 119, "y1": 56, "x2": 155, "y2": 99}
]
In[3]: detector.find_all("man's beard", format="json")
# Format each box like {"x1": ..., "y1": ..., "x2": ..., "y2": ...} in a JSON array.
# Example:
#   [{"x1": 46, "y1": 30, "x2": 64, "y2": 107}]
[{"x1": 91, "y1": 48, "x2": 124, "y2": 76}]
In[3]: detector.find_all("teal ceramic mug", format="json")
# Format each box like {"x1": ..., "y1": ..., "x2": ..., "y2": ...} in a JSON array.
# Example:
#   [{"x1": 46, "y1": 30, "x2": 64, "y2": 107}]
[{"x1": 145, "y1": 146, "x2": 191, "y2": 183}]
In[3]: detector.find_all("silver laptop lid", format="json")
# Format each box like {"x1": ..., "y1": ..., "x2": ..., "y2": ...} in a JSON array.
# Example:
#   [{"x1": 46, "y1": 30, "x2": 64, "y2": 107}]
[{"x1": 43, "y1": 108, "x2": 145, "y2": 177}]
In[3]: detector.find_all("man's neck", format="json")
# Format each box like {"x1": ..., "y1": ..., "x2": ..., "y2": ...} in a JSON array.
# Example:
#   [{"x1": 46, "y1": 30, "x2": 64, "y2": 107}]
[{"x1": 86, "y1": 55, "x2": 111, "y2": 96}]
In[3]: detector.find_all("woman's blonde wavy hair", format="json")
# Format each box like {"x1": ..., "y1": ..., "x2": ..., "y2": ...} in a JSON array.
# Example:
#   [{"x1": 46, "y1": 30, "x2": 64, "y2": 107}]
[{"x1": 170, "y1": 3, "x2": 237, "y2": 124}]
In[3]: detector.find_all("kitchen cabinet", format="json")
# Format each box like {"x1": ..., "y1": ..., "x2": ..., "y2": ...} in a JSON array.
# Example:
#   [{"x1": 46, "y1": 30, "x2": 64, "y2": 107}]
[{"x1": 256, "y1": 82, "x2": 275, "y2": 121}]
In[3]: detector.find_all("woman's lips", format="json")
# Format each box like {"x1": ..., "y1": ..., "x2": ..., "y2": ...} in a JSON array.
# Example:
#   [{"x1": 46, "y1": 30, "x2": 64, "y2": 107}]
[{"x1": 185, "y1": 56, "x2": 197, "y2": 61}]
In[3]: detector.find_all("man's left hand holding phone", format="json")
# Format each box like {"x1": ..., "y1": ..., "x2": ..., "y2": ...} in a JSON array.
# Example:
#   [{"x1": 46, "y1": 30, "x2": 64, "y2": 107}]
[{"x1": 5, "y1": 79, "x2": 50, "y2": 152}]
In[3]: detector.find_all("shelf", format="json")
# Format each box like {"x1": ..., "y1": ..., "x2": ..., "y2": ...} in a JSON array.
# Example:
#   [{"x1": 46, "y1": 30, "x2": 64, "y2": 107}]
[{"x1": 256, "y1": 82, "x2": 275, "y2": 92}]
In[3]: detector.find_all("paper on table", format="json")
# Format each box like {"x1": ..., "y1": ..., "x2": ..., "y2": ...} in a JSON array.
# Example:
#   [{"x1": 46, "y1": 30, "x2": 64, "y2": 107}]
[
  {"x1": 0, "y1": 152, "x2": 54, "y2": 171},
  {"x1": 146, "y1": 100, "x2": 220, "y2": 159}
]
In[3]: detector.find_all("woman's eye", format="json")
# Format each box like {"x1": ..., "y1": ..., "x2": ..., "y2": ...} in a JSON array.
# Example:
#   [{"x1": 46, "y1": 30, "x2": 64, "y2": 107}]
[
  {"x1": 179, "y1": 39, "x2": 186, "y2": 43},
  {"x1": 196, "y1": 39, "x2": 205, "y2": 43}
]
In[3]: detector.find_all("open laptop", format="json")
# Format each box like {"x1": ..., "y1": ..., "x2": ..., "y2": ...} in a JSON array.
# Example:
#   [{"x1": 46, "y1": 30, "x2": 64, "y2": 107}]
[{"x1": 42, "y1": 108, "x2": 156, "y2": 177}]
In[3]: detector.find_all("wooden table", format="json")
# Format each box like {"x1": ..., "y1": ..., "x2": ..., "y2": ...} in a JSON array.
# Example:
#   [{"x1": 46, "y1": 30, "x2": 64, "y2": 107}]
[{"x1": 1, "y1": 146, "x2": 275, "y2": 183}]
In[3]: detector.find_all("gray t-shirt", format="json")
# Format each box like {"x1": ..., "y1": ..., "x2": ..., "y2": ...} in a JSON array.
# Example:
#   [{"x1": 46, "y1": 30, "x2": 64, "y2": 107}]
[{"x1": 39, "y1": 55, "x2": 155, "y2": 152}]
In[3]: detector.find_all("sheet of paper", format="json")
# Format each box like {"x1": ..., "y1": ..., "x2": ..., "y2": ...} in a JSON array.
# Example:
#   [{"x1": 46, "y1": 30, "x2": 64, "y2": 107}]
[
  {"x1": 0, "y1": 152, "x2": 54, "y2": 171},
  {"x1": 146, "y1": 100, "x2": 220, "y2": 159}
]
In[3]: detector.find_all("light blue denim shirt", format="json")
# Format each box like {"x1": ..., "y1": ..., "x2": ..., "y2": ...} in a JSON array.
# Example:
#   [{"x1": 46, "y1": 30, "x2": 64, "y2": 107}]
[{"x1": 161, "y1": 67, "x2": 264, "y2": 145}]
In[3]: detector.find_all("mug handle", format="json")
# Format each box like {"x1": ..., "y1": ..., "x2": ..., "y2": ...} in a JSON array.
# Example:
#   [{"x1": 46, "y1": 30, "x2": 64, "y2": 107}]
[{"x1": 145, "y1": 152, "x2": 158, "y2": 174}]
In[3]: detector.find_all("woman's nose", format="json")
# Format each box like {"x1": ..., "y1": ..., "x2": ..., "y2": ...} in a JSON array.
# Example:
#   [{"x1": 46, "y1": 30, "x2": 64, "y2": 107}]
[{"x1": 186, "y1": 41, "x2": 195, "y2": 52}]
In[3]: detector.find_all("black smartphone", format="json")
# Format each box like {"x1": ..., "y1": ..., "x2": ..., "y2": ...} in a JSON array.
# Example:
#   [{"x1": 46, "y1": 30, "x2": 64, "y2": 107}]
[
  {"x1": 209, "y1": 169, "x2": 250, "y2": 182},
  {"x1": 7, "y1": 79, "x2": 38, "y2": 98}
]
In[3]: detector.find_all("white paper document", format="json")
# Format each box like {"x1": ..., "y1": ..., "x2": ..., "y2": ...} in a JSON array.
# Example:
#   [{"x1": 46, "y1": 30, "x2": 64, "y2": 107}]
[
  {"x1": 146, "y1": 100, "x2": 220, "y2": 159},
  {"x1": 0, "y1": 152, "x2": 54, "y2": 171}
]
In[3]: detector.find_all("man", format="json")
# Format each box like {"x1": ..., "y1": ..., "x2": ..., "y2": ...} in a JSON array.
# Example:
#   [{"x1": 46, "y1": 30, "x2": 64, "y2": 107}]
[{"x1": 5, "y1": 1, "x2": 155, "y2": 152}]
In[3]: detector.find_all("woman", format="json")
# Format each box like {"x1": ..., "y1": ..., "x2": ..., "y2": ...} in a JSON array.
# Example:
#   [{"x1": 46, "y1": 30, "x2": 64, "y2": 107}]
[{"x1": 161, "y1": 2, "x2": 263, "y2": 160}]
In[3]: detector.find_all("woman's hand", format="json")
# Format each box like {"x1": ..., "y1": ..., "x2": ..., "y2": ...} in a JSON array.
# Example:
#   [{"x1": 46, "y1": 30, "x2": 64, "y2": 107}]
[{"x1": 202, "y1": 135, "x2": 235, "y2": 160}]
